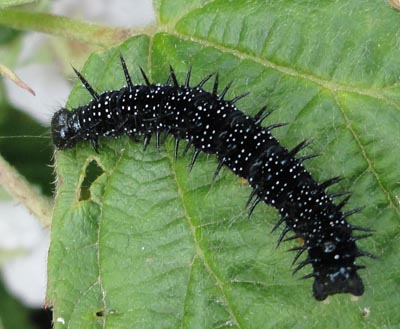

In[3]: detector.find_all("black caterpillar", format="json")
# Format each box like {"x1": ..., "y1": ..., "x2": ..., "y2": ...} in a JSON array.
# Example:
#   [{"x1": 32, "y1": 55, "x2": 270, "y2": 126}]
[{"x1": 51, "y1": 55, "x2": 373, "y2": 301}]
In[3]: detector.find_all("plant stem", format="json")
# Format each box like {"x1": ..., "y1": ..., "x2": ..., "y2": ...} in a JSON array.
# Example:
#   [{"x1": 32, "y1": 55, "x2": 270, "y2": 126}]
[
  {"x1": 0, "y1": 155, "x2": 52, "y2": 227},
  {"x1": 0, "y1": 8, "x2": 131, "y2": 47}
]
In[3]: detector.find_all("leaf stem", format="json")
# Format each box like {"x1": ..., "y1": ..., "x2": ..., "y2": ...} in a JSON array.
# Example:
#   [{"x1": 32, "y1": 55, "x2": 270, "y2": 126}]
[
  {"x1": 0, "y1": 155, "x2": 53, "y2": 227},
  {"x1": 0, "y1": 8, "x2": 131, "y2": 47}
]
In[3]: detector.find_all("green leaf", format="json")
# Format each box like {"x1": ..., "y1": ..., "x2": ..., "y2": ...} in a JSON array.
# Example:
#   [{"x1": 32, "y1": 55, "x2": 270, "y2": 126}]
[{"x1": 48, "y1": 1, "x2": 400, "y2": 328}]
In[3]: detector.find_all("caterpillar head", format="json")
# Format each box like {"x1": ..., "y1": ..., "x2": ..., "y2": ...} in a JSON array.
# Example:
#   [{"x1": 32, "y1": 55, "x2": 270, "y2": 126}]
[{"x1": 51, "y1": 108, "x2": 78, "y2": 150}]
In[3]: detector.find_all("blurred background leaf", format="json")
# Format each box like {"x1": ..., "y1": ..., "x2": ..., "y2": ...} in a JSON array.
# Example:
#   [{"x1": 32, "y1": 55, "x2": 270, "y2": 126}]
[{"x1": 0, "y1": 0, "x2": 35, "y2": 9}]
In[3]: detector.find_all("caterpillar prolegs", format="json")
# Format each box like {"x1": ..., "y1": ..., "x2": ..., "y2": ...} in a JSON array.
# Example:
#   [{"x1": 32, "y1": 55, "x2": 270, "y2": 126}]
[{"x1": 51, "y1": 55, "x2": 372, "y2": 301}]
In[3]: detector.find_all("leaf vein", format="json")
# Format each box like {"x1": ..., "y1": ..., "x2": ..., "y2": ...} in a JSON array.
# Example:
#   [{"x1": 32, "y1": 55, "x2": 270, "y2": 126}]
[
  {"x1": 164, "y1": 150, "x2": 243, "y2": 329},
  {"x1": 167, "y1": 31, "x2": 400, "y2": 111},
  {"x1": 333, "y1": 94, "x2": 400, "y2": 217}
]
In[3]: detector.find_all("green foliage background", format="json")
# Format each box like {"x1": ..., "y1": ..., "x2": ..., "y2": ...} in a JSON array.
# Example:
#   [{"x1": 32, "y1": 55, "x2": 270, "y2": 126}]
[{"x1": 2, "y1": 0, "x2": 400, "y2": 328}]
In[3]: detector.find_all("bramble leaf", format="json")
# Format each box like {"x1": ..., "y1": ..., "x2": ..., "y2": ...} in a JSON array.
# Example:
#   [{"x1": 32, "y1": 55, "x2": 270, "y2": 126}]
[{"x1": 48, "y1": 1, "x2": 400, "y2": 328}]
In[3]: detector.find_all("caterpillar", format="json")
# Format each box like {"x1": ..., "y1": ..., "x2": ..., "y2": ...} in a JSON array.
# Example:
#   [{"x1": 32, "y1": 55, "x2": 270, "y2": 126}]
[{"x1": 51, "y1": 55, "x2": 373, "y2": 301}]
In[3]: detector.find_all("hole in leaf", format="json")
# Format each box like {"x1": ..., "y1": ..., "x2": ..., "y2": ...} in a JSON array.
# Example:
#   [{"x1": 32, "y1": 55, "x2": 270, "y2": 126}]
[
  {"x1": 95, "y1": 310, "x2": 105, "y2": 317},
  {"x1": 79, "y1": 160, "x2": 104, "y2": 201}
]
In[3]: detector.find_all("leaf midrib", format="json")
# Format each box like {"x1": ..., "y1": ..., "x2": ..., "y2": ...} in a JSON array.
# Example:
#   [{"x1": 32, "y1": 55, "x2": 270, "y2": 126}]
[{"x1": 164, "y1": 149, "x2": 243, "y2": 328}]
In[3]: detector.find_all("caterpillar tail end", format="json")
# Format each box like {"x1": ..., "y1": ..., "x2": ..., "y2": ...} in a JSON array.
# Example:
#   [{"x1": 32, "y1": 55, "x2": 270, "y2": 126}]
[{"x1": 312, "y1": 270, "x2": 364, "y2": 301}]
